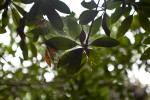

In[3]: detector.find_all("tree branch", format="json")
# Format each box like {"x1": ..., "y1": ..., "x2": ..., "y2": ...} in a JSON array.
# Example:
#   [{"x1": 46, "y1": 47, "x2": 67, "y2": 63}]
[{"x1": 85, "y1": 0, "x2": 101, "y2": 48}]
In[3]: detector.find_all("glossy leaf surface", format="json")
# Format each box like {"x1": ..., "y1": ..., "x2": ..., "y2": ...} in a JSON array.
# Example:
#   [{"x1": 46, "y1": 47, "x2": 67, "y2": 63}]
[
  {"x1": 90, "y1": 37, "x2": 120, "y2": 47},
  {"x1": 79, "y1": 10, "x2": 98, "y2": 25},
  {"x1": 46, "y1": 37, "x2": 78, "y2": 50}
]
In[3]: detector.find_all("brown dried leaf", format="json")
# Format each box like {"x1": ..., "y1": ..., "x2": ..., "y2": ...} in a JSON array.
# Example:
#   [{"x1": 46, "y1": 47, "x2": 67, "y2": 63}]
[
  {"x1": 45, "y1": 50, "x2": 51, "y2": 66},
  {"x1": 47, "y1": 46, "x2": 58, "y2": 61},
  {"x1": 80, "y1": 29, "x2": 86, "y2": 45},
  {"x1": 35, "y1": 19, "x2": 45, "y2": 26}
]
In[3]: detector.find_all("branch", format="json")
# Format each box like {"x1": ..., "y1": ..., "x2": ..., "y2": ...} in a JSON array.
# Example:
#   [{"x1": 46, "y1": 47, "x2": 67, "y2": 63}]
[{"x1": 85, "y1": 0, "x2": 101, "y2": 48}]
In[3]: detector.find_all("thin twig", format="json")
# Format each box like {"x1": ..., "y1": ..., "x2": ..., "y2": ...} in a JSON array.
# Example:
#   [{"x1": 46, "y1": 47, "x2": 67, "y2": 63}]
[{"x1": 85, "y1": 0, "x2": 101, "y2": 48}]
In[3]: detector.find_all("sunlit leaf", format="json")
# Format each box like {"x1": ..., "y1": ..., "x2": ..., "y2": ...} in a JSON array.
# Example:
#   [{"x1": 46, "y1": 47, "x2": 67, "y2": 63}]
[
  {"x1": 90, "y1": 37, "x2": 120, "y2": 47},
  {"x1": 81, "y1": 0, "x2": 97, "y2": 9},
  {"x1": 102, "y1": 12, "x2": 110, "y2": 37},
  {"x1": 91, "y1": 16, "x2": 102, "y2": 36},
  {"x1": 11, "y1": 8, "x2": 21, "y2": 26},
  {"x1": 116, "y1": 15, "x2": 133, "y2": 39},
  {"x1": 79, "y1": 10, "x2": 98, "y2": 25},
  {"x1": 140, "y1": 47, "x2": 150, "y2": 60},
  {"x1": 134, "y1": 34, "x2": 142, "y2": 45},
  {"x1": 46, "y1": 37, "x2": 78, "y2": 50}
]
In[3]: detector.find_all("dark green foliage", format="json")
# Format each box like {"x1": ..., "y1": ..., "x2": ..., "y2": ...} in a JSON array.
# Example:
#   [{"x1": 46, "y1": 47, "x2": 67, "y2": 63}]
[
  {"x1": 139, "y1": 13, "x2": 150, "y2": 33},
  {"x1": 58, "y1": 48, "x2": 87, "y2": 74},
  {"x1": 13, "y1": 3, "x2": 27, "y2": 16},
  {"x1": 67, "y1": 17, "x2": 81, "y2": 38},
  {"x1": 143, "y1": 36, "x2": 150, "y2": 44},
  {"x1": 91, "y1": 16, "x2": 102, "y2": 36},
  {"x1": 46, "y1": 37, "x2": 78, "y2": 50},
  {"x1": 1, "y1": 0, "x2": 150, "y2": 99},
  {"x1": 30, "y1": 42, "x2": 37, "y2": 57},
  {"x1": 81, "y1": 0, "x2": 97, "y2": 9},
  {"x1": 102, "y1": 12, "x2": 110, "y2": 37},
  {"x1": 79, "y1": 10, "x2": 98, "y2": 25},
  {"x1": 90, "y1": 37, "x2": 120, "y2": 47},
  {"x1": 20, "y1": 40, "x2": 28, "y2": 60},
  {"x1": 51, "y1": 0, "x2": 71, "y2": 14},
  {"x1": 116, "y1": 15, "x2": 133, "y2": 39},
  {"x1": 140, "y1": 48, "x2": 150, "y2": 60}
]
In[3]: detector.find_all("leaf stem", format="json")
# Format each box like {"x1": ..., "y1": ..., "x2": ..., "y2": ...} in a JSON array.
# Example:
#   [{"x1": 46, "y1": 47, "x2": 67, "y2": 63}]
[{"x1": 85, "y1": 0, "x2": 101, "y2": 48}]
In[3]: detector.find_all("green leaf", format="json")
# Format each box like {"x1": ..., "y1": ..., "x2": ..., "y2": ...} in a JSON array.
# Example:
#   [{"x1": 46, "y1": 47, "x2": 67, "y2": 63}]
[
  {"x1": 134, "y1": 34, "x2": 142, "y2": 45},
  {"x1": 111, "y1": 7, "x2": 122, "y2": 24},
  {"x1": 90, "y1": 37, "x2": 120, "y2": 47},
  {"x1": 0, "y1": 25, "x2": 6, "y2": 34},
  {"x1": 26, "y1": 0, "x2": 44, "y2": 26},
  {"x1": 116, "y1": 15, "x2": 133, "y2": 39},
  {"x1": 32, "y1": 34, "x2": 39, "y2": 42},
  {"x1": 119, "y1": 36, "x2": 130, "y2": 46},
  {"x1": 140, "y1": 47, "x2": 150, "y2": 60},
  {"x1": 81, "y1": 0, "x2": 97, "y2": 9},
  {"x1": 88, "y1": 49, "x2": 100, "y2": 65},
  {"x1": 58, "y1": 48, "x2": 87, "y2": 74},
  {"x1": 139, "y1": 13, "x2": 150, "y2": 33},
  {"x1": 91, "y1": 16, "x2": 102, "y2": 36},
  {"x1": 45, "y1": 7, "x2": 63, "y2": 30},
  {"x1": 67, "y1": 17, "x2": 81, "y2": 38},
  {"x1": 142, "y1": 36, "x2": 150, "y2": 44},
  {"x1": 29, "y1": 27, "x2": 45, "y2": 35},
  {"x1": 52, "y1": 0, "x2": 70, "y2": 14},
  {"x1": 46, "y1": 37, "x2": 78, "y2": 50},
  {"x1": 20, "y1": 0, "x2": 34, "y2": 4},
  {"x1": 2, "y1": 9, "x2": 8, "y2": 31},
  {"x1": 79, "y1": 10, "x2": 98, "y2": 25},
  {"x1": 20, "y1": 40, "x2": 28, "y2": 60},
  {"x1": 30, "y1": 42, "x2": 37, "y2": 57},
  {"x1": 12, "y1": 8, "x2": 21, "y2": 26},
  {"x1": 140, "y1": 6, "x2": 150, "y2": 17},
  {"x1": 107, "y1": 1, "x2": 122, "y2": 10},
  {"x1": 13, "y1": 3, "x2": 27, "y2": 16},
  {"x1": 102, "y1": 13, "x2": 110, "y2": 37},
  {"x1": 111, "y1": 7, "x2": 132, "y2": 24}
]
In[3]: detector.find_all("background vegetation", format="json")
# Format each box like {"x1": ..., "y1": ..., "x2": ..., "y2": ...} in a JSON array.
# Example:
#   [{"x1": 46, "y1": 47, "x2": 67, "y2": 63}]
[{"x1": 0, "y1": 0, "x2": 150, "y2": 99}]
